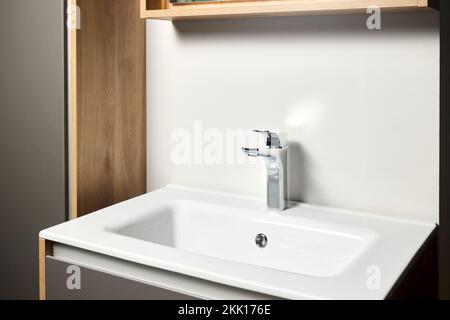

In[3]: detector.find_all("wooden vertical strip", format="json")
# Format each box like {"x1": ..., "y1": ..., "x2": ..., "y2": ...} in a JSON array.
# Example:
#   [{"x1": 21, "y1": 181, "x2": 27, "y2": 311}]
[
  {"x1": 39, "y1": 239, "x2": 53, "y2": 300},
  {"x1": 141, "y1": 0, "x2": 149, "y2": 16},
  {"x1": 69, "y1": 0, "x2": 78, "y2": 220}
]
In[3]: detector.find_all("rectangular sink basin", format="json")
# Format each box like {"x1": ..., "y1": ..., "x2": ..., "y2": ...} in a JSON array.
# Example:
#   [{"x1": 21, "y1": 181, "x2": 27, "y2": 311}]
[
  {"x1": 113, "y1": 202, "x2": 373, "y2": 278},
  {"x1": 40, "y1": 185, "x2": 435, "y2": 299}
]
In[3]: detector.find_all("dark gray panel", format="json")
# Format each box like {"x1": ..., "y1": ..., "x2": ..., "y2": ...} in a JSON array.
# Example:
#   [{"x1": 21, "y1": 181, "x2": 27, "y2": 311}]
[
  {"x1": 388, "y1": 229, "x2": 438, "y2": 299},
  {"x1": 46, "y1": 258, "x2": 197, "y2": 300},
  {"x1": 0, "y1": 0, "x2": 66, "y2": 299},
  {"x1": 440, "y1": 0, "x2": 450, "y2": 299}
]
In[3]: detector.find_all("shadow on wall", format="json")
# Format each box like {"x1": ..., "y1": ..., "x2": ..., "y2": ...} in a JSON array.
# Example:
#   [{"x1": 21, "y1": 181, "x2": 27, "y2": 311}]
[{"x1": 172, "y1": 12, "x2": 438, "y2": 39}]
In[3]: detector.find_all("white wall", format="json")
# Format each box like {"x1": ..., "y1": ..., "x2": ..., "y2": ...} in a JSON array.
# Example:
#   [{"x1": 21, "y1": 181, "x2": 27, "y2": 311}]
[{"x1": 147, "y1": 12, "x2": 439, "y2": 223}]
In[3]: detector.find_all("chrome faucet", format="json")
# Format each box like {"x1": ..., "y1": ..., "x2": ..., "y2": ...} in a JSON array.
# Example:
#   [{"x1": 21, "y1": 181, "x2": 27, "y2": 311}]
[{"x1": 242, "y1": 130, "x2": 288, "y2": 211}]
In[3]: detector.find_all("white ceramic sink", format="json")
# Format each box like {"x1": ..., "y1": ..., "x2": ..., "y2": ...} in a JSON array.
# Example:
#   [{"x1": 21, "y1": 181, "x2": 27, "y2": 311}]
[
  {"x1": 113, "y1": 201, "x2": 373, "y2": 278},
  {"x1": 40, "y1": 185, "x2": 435, "y2": 299}
]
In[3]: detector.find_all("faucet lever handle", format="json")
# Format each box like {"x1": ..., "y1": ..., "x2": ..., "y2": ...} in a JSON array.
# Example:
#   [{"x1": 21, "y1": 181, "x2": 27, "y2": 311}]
[
  {"x1": 253, "y1": 130, "x2": 271, "y2": 134},
  {"x1": 253, "y1": 130, "x2": 286, "y2": 148},
  {"x1": 241, "y1": 148, "x2": 260, "y2": 157},
  {"x1": 241, "y1": 148, "x2": 271, "y2": 158}
]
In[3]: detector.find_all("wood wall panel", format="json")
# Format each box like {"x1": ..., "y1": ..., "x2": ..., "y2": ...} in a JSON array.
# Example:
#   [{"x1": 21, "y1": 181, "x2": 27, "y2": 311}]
[{"x1": 75, "y1": 0, "x2": 146, "y2": 217}]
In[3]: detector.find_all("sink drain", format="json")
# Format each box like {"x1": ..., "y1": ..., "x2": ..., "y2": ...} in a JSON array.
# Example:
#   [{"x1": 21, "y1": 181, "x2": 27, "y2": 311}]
[{"x1": 255, "y1": 234, "x2": 268, "y2": 248}]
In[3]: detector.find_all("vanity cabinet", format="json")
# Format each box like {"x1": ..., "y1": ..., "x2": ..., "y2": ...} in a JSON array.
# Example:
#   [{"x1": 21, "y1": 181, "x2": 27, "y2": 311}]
[
  {"x1": 39, "y1": 228, "x2": 438, "y2": 300},
  {"x1": 40, "y1": 241, "x2": 276, "y2": 300}
]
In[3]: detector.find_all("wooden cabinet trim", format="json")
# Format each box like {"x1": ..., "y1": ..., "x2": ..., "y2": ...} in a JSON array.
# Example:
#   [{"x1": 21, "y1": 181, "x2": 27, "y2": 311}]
[{"x1": 39, "y1": 238, "x2": 53, "y2": 300}]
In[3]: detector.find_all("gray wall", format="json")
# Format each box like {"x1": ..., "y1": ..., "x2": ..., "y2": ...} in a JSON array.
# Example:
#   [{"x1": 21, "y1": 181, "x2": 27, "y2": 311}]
[{"x1": 0, "y1": 0, "x2": 66, "y2": 299}]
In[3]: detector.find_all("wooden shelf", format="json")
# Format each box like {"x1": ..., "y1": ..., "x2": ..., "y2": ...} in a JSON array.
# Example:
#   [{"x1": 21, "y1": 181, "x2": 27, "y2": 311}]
[{"x1": 140, "y1": 0, "x2": 438, "y2": 20}]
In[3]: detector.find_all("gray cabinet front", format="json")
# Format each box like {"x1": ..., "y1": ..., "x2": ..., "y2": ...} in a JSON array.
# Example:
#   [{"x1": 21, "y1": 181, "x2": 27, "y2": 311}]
[{"x1": 46, "y1": 257, "x2": 198, "y2": 300}]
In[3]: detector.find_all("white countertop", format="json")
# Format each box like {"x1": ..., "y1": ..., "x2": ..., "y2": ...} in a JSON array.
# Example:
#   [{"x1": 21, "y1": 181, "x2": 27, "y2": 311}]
[{"x1": 40, "y1": 185, "x2": 436, "y2": 300}]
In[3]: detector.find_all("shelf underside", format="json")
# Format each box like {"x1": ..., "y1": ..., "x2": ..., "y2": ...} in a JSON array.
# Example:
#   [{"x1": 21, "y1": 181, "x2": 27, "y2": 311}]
[{"x1": 140, "y1": 0, "x2": 438, "y2": 21}]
